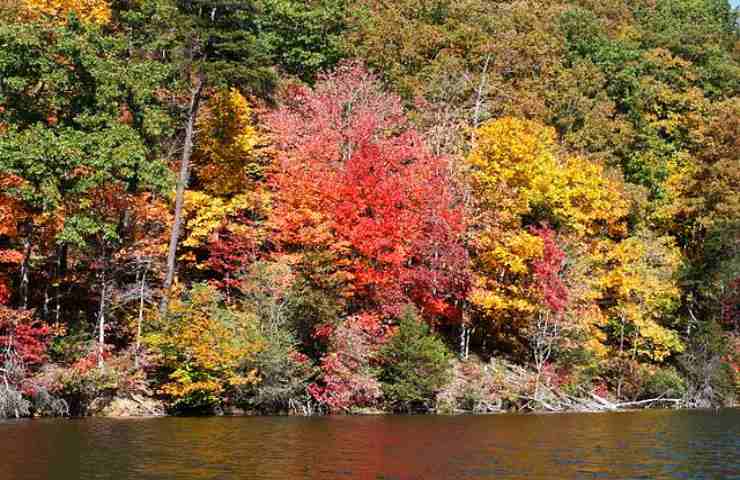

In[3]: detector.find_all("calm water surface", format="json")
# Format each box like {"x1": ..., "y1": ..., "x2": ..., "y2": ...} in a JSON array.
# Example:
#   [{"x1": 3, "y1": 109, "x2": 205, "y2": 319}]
[{"x1": 1, "y1": 409, "x2": 738, "y2": 479}]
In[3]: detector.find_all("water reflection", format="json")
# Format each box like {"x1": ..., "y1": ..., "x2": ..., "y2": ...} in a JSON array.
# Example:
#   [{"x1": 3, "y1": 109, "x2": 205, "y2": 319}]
[{"x1": 1, "y1": 409, "x2": 738, "y2": 479}]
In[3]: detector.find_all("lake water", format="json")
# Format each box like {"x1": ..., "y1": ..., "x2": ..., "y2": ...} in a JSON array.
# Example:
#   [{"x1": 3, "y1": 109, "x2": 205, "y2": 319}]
[{"x1": 1, "y1": 409, "x2": 738, "y2": 479}]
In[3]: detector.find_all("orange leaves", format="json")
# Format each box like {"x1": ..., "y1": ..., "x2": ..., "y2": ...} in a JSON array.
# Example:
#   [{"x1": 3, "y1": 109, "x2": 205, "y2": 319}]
[
  {"x1": 20, "y1": 0, "x2": 111, "y2": 25},
  {"x1": 0, "y1": 250, "x2": 23, "y2": 264},
  {"x1": 0, "y1": 175, "x2": 25, "y2": 238}
]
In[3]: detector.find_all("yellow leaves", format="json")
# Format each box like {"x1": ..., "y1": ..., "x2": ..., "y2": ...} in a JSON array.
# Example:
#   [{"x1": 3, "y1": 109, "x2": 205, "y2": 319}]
[
  {"x1": 20, "y1": 0, "x2": 111, "y2": 25},
  {"x1": 468, "y1": 117, "x2": 633, "y2": 340},
  {"x1": 156, "y1": 284, "x2": 263, "y2": 404},
  {"x1": 469, "y1": 117, "x2": 556, "y2": 220},
  {"x1": 632, "y1": 318, "x2": 684, "y2": 362},
  {"x1": 181, "y1": 191, "x2": 239, "y2": 249},
  {"x1": 487, "y1": 231, "x2": 543, "y2": 275},
  {"x1": 470, "y1": 227, "x2": 544, "y2": 327},
  {"x1": 161, "y1": 372, "x2": 223, "y2": 400},
  {"x1": 656, "y1": 98, "x2": 740, "y2": 240},
  {"x1": 467, "y1": 117, "x2": 684, "y2": 363},
  {"x1": 589, "y1": 232, "x2": 684, "y2": 362},
  {"x1": 469, "y1": 117, "x2": 629, "y2": 236},
  {"x1": 593, "y1": 234, "x2": 681, "y2": 305},
  {"x1": 565, "y1": 305, "x2": 610, "y2": 359},
  {"x1": 549, "y1": 156, "x2": 630, "y2": 237},
  {"x1": 180, "y1": 189, "x2": 268, "y2": 252},
  {"x1": 194, "y1": 88, "x2": 264, "y2": 197}
]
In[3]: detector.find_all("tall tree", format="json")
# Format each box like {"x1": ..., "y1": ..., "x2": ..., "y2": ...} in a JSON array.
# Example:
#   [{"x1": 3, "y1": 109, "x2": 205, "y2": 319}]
[
  {"x1": 0, "y1": 19, "x2": 172, "y2": 364},
  {"x1": 157, "y1": 0, "x2": 278, "y2": 314}
]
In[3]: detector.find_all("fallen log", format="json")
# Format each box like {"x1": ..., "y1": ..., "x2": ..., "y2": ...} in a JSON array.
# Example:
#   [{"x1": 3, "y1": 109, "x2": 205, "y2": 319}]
[
  {"x1": 615, "y1": 397, "x2": 682, "y2": 408},
  {"x1": 588, "y1": 392, "x2": 618, "y2": 410}
]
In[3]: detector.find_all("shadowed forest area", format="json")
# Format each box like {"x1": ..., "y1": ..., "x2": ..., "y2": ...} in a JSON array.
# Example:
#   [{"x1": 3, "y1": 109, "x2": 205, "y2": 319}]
[{"x1": 0, "y1": 0, "x2": 738, "y2": 418}]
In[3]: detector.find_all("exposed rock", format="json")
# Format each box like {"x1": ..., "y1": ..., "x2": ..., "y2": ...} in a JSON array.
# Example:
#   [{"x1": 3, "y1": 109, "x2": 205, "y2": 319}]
[{"x1": 98, "y1": 396, "x2": 165, "y2": 417}]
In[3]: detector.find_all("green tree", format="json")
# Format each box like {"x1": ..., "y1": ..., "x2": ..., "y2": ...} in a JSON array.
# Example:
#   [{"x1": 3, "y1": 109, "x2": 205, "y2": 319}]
[
  {"x1": 379, "y1": 307, "x2": 452, "y2": 412},
  {"x1": 255, "y1": 0, "x2": 347, "y2": 81},
  {"x1": 0, "y1": 19, "x2": 172, "y2": 363}
]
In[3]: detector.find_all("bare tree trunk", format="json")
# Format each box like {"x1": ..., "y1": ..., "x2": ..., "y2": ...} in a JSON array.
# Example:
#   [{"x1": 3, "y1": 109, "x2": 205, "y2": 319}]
[
  {"x1": 160, "y1": 78, "x2": 204, "y2": 316},
  {"x1": 460, "y1": 309, "x2": 472, "y2": 361},
  {"x1": 97, "y1": 270, "x2": 107, "y2": 369},
  {"x1": 55, "y1": 244, "x2": 67, "y2": 325},
  {"x1": 43, "y1": 286, "x2": 49, "y2": 320},
  {"x1": 470, "y1": 54, "x2": 491, "y2": 146},
  {"x1": 135, "y1": 263, "x2": 147, "y2": 368},
  {"x1": 19, "y1": 233, "x2": 31, "y2": 309},
  {"x1": 617, "y1": 314, "x2": 626, "y2": 399},
  {"x1": 532, "y1": 311, "x2": 560, "y2": 402},
  {"x1": 460, "y1": 323, "x2": 467, "y2": 360},
  {"x1": 464, "y1": 327, "x2": 471, "y2": 360}
]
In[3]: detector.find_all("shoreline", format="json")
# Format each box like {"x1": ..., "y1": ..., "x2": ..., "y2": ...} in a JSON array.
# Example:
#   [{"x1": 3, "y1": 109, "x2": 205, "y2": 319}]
[{"x1": 9, "y1": 404, "x2": 736, "y2": 421}]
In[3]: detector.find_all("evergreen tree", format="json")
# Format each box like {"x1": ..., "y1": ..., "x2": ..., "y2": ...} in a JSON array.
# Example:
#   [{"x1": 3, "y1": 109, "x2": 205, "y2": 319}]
[{"x1": 379, "y1": 307, "x2": 452, "y2": 412}]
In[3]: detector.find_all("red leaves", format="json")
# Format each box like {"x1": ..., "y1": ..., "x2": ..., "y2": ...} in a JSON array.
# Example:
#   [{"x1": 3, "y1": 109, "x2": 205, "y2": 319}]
[
  {"x1": 0, "y1": 276, "x2": 11, "y2": 306},
  {"x1": 308, "y1": 313, "x2": 388, "y2": 412},
  {"x1": 267, "y1": 62, "x2": 469, "y2": 322},
  {"x1": 530, "y1": 225, "x2": 568, "y2": 314},
  {"x1": 0, "y1": 306, "x2": 53, "y2": 367},
  {"x1": 206, "y1": 219, "x2": 260, "y2": 291}
]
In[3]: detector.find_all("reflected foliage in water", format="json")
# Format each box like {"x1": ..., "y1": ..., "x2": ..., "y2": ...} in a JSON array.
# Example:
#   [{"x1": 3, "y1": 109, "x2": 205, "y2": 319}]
[{"x1": 1, "y1": 409, "x2": 738, "y2": 479}]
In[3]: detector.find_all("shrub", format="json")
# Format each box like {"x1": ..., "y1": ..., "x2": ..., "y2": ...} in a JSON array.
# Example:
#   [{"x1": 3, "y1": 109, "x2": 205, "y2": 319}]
[
  {"x1": 640, "y1": 366, "x2": 687, "y2": 400},
  {"x1": 239, "y1": 327, "x2": 318, "y2": 414},
  {"x1": 0, "y1": 357, "x2": 31, "y2": 418},
  {"x1": 149, "y1": 284, "x2": 262, "y2": 413},
  {"x1": 308, "y1": 313, "x2": 387, "y2": 413},
  {"x1": 32, "y1": 343, "x2": 155, "y2": 417},
  {"x1": 379, "y1": 307, "x2": 452, "y2": 412},
  {"x1": 679, "y1": 321, "x2": 737, "y2": 408},
  {"x1": 35, "y1": 349, "x2": 118, "y2": 416}
]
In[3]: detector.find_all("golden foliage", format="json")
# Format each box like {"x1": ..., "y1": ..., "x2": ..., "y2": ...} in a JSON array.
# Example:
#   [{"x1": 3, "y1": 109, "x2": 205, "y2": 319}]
[
  {"x1": 468, "y1": 118, "x2": 630, "y2": 332},
  {"x1": 150, "y1": 284, "x2": 262, "y2": 406},
  {"x1": 589, "y1": 232, "x2": 684, "y2": 361},
  {"x1": 193, "y1": 88, "x2": 264, "y2": 197},
  {"x1": 20, "y1": 0, "x2": 111, "y2": 24}
]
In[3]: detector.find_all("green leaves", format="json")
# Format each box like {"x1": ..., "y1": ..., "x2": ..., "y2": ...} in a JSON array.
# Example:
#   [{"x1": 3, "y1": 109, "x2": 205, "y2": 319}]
[
  {"x1": 379, "y1": 307, "x2": 452, "y2": 412},
  {"x1": 255, "y1": 0, "x2": 347, "y2": 81},
  {"x1": 0, "y1": 20, "x2": 173, "y2": 248}
]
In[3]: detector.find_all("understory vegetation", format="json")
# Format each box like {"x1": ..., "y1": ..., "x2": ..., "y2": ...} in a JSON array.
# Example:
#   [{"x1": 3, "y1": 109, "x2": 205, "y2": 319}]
[{"x1": 0, "y1": 0, "x2": 738, "y2": 417}]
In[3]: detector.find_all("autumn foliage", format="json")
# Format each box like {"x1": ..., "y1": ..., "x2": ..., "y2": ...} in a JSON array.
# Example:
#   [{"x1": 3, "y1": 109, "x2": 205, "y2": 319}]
[
  {"x1": 0, "y1": 0, "x2": 737, "y2": 416},
  {"x1": 267, "y1": 63, "x2": 469, "y2": 323}
]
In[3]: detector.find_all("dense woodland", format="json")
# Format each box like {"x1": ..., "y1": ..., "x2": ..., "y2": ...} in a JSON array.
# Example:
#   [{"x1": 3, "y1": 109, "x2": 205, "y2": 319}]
[{"x1": 0, "y1": 0, "x2": 738, "y2": 418}]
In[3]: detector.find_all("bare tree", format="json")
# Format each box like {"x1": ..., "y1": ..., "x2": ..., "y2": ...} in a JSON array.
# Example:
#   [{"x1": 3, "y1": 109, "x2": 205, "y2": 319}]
[
  {"x1": 160, "y1": 77, "x2": 204, "y2": 315},
  {"x1": 531, "y1": 310, "x2": 561, "y2": 401}
]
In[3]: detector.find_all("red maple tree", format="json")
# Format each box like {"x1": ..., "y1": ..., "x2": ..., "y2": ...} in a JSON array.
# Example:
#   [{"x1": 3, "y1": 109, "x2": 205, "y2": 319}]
[{"x1": 266, "y1": 61, "x2": 469, "y2": 323}]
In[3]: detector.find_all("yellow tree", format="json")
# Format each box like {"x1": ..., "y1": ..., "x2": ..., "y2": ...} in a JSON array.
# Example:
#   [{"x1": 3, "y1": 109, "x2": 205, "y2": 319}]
[
  {"x1": 467, "y1": 117, "x2": 686, "y2": 366},
  {"x1": 467, "y1": 118, "x2": 629, "y2": 345},
  {"x1": 590, "y1": 233, "x2": 684, "y2": 362},
  {"x1": 192, "y1": 88, "x2": 263, "y2": 197},
  {"x1": 178, "y1": 88, "x2": 269, "y2": 279},
  {"x1": 149, "y1": 284, "x2": 262, "y2": 410}
]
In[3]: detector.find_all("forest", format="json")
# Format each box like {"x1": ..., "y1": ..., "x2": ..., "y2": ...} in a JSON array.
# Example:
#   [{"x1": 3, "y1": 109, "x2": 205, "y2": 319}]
[{"x1": 0, "y1": 0, "x2": 737, "y2": 418}]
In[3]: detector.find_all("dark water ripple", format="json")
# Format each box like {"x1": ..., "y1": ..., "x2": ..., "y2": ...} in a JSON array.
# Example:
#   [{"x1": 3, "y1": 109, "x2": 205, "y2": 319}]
[{"x1": 1, "y1": 409, "x2": 738, "y2": 479}]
